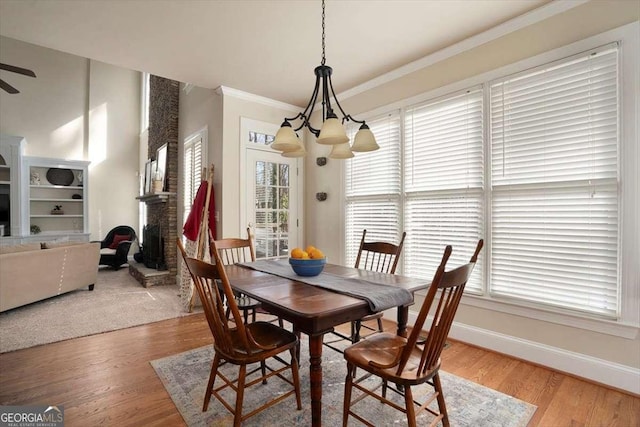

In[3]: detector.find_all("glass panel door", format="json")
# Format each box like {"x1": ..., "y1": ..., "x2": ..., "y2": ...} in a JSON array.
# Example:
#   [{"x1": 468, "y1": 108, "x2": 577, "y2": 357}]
[{"x1": 247, "y1": 149, "x2": 298, "y2": 259}]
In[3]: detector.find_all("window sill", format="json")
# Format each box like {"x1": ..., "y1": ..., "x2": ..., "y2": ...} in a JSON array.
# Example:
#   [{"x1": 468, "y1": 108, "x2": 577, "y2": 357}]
[{"x1": 458, "y1": 293, "x2": 639, "y2": 339}]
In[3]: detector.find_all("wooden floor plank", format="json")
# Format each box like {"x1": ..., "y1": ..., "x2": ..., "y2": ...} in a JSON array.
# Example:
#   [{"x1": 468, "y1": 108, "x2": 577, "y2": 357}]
[{"x1": 1, "y1": 314, "x2": 639, "y2": 427}]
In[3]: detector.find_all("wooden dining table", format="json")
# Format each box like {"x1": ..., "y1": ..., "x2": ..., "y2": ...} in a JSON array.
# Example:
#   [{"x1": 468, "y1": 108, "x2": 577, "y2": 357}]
[{"x1": 224, "y1": 262, "x2": 429, "y2": 427}]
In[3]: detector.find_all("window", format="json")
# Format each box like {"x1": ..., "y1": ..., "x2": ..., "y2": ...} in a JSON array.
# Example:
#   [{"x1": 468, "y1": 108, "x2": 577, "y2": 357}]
[
  {"x1": 404, "y1": 88, "x2": 484, "y2": 292},
  {"x1": 141, "y1": 73, "x2": 150, "y2": 132},
  {"x1": 345, "y1": 112, "x2": 402, "y2": 267},
  {"x1": 489, "y1": 44, "x2": 619, "y2": 318},
  {"x1": 183, "y1": 129, "x2": 206, "y2": 226},
  {"x1": 344, "y1": 27, "x2": 638, "y2": 328}
]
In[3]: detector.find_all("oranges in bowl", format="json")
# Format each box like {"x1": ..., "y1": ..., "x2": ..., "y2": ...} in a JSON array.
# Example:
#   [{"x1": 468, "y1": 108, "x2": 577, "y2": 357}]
[{"x1": 289, "y1": 245, "x2": 326, "y2": 276}]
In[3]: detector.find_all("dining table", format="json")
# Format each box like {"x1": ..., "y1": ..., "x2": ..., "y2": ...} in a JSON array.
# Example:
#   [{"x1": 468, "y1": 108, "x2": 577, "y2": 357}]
[{"x1": 224, "y1": 261, "x2": 429, "y2": 427}]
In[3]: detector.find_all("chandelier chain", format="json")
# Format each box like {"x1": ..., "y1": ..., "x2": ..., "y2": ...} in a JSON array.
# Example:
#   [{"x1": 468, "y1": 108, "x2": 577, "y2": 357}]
[{"x1": 321, "y1": 0, "x2": 326, "y2": 65}]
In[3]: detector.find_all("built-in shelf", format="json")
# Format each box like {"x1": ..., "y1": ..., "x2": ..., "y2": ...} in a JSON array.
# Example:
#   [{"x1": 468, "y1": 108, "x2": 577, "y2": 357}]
[
  {"x1": 24, "y1": 157, "x2": 89, "y2": 236},
  {"x1": 136, "y1": 192, "x2": 175, "y2": 204}
]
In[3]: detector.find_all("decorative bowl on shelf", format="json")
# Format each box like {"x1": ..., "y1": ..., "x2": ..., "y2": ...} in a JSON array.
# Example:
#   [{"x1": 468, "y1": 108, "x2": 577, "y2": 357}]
[
  {"x1": 46, "y1": 168, "x2": 74, "y2": 186},
  {"x1": 289, "y1": 257, "x2": 326, "y2": 277}
]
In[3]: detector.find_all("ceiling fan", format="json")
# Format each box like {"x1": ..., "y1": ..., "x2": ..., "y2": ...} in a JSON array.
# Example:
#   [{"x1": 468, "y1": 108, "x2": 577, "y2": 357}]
[{"x1": 0, "y1": 63, "x2": 36, "y2": 94}]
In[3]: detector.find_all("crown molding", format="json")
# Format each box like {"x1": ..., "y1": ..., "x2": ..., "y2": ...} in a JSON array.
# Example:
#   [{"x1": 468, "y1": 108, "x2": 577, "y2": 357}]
[
  {"x1": 337, "y1": 0, "x2": 590, "y2": 103},
  {"x1": 215, "y1": 85, "x2": 301, "y2": 113}
]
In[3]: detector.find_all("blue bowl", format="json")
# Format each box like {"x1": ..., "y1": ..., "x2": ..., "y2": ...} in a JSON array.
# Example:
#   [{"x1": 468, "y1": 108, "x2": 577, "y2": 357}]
[{"x1": 289, "y1": 257, "x2": 326, "y2": 277}]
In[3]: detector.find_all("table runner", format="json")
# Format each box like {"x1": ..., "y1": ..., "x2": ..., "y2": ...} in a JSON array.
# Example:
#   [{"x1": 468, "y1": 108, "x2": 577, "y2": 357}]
[{"x1": 237, "y1": 259, "x2": 413, "y2": 312}]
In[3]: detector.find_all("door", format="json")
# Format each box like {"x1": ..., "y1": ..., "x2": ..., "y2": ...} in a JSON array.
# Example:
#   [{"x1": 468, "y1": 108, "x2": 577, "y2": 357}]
[{"x1": 241, "y1": 118, "x2": 301, "y2": 259}]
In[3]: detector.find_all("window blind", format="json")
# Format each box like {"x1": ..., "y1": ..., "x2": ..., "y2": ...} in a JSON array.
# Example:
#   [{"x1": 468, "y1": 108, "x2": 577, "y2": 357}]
[
  {"x1": 345, "y1": 112, "x2": 402, "y2": 267},
  {"x1": 490, "y1": 44, "x2": 619, "y2": 317},
  {"x1": 403, "y1": 88, "x2": 484, "y2": 291},
  {"x1": 183, "y1": 137, "x2": 203, "y2": 225}
]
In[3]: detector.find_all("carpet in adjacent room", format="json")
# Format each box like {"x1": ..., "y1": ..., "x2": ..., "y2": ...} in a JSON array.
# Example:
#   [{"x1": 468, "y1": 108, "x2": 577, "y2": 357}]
[{"x1": 0, "y1": 267, "x2": 193, "y2": 353}]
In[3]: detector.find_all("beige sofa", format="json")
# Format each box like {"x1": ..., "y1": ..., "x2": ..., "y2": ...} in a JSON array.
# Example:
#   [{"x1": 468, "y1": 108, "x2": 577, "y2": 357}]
[{"x1": 0, "y1": 241, "x2": 100, "y2": 312}]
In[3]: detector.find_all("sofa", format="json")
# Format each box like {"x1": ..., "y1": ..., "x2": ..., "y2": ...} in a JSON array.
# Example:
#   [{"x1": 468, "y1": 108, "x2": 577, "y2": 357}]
[{"x1": 0, "y1": 241, "x2": 100, "y2": 312}]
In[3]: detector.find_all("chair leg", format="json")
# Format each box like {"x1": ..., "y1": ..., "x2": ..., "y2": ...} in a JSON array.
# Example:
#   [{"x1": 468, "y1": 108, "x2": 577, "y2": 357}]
[
  {"x1": 353, "y1": 320, "x2": 362, "y2": 343},
  {"x1": 343, "y1": 363, "x2": 355, "y2": 427},
  {"x1": 251, "y1": 308, "x2": 256, "y2": 323},
  {"x1": 289, "y1": 348, "x2": 302, "y2": 410},
  {"x1": 404, "y1": 385, "x2": 416, "y2": 427},
  {"x1": 278, "y1": 317, "x2": 284, "y2": 328},
  {"x1": 294, "y1": 329, "x2": 301, "y2": 362},
  {"x1": 203, "y1": 353, "x2": 221, "y2": 412},
  {"x1": 234, "y1": 364, "x2": 247, "y2": 426},
  {"x1": 260, "y1": 360, "x2": 268, "y2": 385},
  {"x1": 433, "y1": 372, "x2": 450, "y2": 427},
  {"x1": 376, "y1": 317, "x2": 384, "y2": 333}
]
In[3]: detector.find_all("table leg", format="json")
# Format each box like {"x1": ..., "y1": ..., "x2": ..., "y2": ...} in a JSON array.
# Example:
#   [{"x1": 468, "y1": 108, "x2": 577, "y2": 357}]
[
  {"x1": 397, "y1": 305, "x2": 409, "y2": 337},
  {"x1": 309, "y1": 333, "x2": 323, "y2": 427}
]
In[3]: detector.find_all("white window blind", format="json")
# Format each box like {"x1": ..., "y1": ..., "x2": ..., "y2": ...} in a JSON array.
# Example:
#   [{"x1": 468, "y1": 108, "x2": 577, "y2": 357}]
[
  {"x1": 183, "y1": 136, "x2": 203, "y2": 226},
  {"x1": 490, "y1": 44, "x2": 619, "y2": 318},
  {"x1": 345, "y1": 112, "x2": 402, "y2": 267},
  {"x1": 403, "y1": 88, "x2": 484, "y2": 291}
]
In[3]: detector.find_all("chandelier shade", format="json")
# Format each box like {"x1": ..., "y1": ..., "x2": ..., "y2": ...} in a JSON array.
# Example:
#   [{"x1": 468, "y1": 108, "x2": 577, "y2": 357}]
[
  {"x1": 351, "y1": 124, "x2": 379, "y2": 152},
  {"x1": 271, "y1": 121, "x2": 302, "y2": 152},
  {"x1": 271, "y1": 0, "x2": 378, "y2": 159},
  {"x1": 328, "y1": 142, "x2": 354, "y2": 159},
  {"x1": 317, "y1": 114, "x2": 349, "y2": 145}
]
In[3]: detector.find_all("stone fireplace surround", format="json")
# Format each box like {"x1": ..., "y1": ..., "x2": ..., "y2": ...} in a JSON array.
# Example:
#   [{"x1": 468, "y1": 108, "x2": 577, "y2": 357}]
[{"x1": 129, "y1": 76, "x2": 179, "y2": 287}]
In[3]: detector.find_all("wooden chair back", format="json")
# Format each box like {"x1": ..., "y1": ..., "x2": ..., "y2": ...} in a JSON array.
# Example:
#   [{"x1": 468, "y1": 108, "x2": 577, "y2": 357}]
[
  {"x1": 397, "y1": 240, "x2": 483, "y2": 376},
  {"x1": 354, "y1": 229, "x2": 406, "y2": 274},
  {"x1": 179, "y1": 240, "x2": 254, "y2": 357},
  {"x1": 212, "y1": 227, "x2": 255, "y2": 265}
]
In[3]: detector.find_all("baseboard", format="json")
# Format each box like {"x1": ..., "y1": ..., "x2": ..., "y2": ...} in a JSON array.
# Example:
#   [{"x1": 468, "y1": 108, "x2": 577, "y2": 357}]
[{"x1": 402, "y1": 311, "x2": 640, "y2": 395}]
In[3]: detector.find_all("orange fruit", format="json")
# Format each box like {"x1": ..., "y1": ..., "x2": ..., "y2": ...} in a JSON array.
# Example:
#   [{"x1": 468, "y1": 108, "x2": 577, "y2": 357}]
[
  {"x1": 290, "y1": 248, "x2": 304, "y2": 259},
  {"x1": 305, "y1": 245, "x2": 316, "y2": 254},
  {"x1": 301, "y1": 252, "x2": 310, "y2": 259},
  {"x1": 309, "y1": 248, "x2": 325, "y2": 259}
]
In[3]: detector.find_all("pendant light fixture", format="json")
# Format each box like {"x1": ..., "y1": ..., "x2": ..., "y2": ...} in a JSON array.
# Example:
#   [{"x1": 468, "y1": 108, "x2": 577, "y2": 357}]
[{"x1": 271, "y1": 0, "x2": 379, "y2": 159}]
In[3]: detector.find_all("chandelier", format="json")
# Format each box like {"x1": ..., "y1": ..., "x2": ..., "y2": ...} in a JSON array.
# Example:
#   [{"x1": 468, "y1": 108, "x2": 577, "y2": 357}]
[{"x1": 271, "y1": 0, "x2": 379, "y2": 159}]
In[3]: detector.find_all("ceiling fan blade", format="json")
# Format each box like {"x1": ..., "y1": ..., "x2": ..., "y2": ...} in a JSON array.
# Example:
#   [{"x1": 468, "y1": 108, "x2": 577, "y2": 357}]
[
  {"x1": 0, "y1": 79, "x2": 20, "y2": 94},
  {"x1": 0, "y1": 63, "x2": 36, "y2": 78}
]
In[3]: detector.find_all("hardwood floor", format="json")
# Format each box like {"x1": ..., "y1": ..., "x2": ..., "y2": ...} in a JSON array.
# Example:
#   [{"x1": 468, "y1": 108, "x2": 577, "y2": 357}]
[{"x1": 0, "y1": 314, "x2": 638, "y2": 426}]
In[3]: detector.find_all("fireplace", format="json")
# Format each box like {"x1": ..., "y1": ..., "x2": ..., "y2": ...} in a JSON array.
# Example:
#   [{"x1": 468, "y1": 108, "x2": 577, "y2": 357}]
[
  {"x1": 128, "y1": 75, "x2": 178, "y2": 288},
  {"x1": 143, "y1": 224, "x2": 165, "y2": 270}
]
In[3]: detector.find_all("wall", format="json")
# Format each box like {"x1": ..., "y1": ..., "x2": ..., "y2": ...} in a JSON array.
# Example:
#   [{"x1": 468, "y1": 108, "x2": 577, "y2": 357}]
[
  {"x1": 305, "y1": 1, "x2": 640, "y2": 379},
  {"x1": 177, "y1": 85, "x2": 222, "y2": 237},
  {"x1": 218, "y1": 89, "x2": 302, "y2": 239},
  {"x1": 0, "y1": 36, "x2": 140, "y2": 240},
  {"x1": 87, "y1": 61, "x2": 140, "y2": 240}
]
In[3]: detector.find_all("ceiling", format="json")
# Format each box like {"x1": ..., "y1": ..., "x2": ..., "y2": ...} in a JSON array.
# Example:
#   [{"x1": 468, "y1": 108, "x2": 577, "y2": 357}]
[{"x1": 0, "y1": 0, "x2": 553, "y2": 107}]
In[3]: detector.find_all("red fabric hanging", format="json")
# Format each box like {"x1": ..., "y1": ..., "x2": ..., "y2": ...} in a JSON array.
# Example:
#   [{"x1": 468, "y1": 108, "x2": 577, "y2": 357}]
[{"x1": 183, "y1": 181, "x2": 216, "y2": 241}]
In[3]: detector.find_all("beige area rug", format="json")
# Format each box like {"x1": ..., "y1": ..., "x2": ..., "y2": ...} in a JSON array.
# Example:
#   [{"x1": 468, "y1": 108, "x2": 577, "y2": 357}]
[
  {"x1": 152, "y1": 342, "x2": 537, "y2": 426},
  {"x1": 0, "y1": 267, "x2": 194, "y2": 353}
]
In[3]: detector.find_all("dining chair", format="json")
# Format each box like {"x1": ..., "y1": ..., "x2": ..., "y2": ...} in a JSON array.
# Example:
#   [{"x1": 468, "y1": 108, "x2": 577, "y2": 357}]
[
  {"x1": 342, "y1": 240, "x2": 483, "y2": 427},
  {"x1": 183, "y1": 249, "x2": 302, "y2": 425},
  {"x1": 325, "y1": 230, "x2": 406, "y2": 353},
  {"x1": 213, "y1": 227, "x2": 281, "y2": 325}
]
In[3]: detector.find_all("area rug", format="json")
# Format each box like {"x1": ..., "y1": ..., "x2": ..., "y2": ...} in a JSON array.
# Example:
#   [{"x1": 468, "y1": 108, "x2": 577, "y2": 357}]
[
  {"x1": 151, "y1": 343, "x2": 537, "y2": 426},
  {"x1": 0, "y1": 267, "x2": 193, "y2": 353}
]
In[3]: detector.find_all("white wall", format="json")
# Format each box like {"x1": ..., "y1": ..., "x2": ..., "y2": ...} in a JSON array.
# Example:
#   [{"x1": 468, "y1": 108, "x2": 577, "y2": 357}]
[
  {"x1": 177, "y1": 85, "x2": 222, "y2": 237},
  {"x1": 87, "y1": 60, "x2": 140, "y2": 240},
  {"x1": 219, "y1": 88, "x2": 302, "y2": 239},
  {"x1": 0, "y1": 36, "x2": 140, "y2": 240}
]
